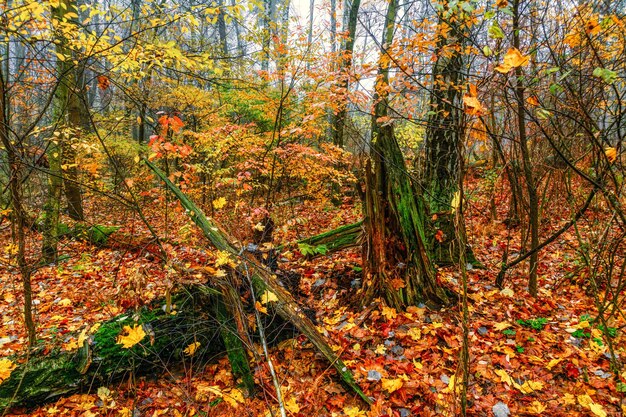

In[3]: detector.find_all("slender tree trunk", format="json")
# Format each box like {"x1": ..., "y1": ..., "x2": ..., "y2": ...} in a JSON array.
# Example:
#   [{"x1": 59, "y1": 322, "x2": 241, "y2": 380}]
[
  {"x1": 331, "y1": 0, "x2": 361, "y2": 147},
  {"x1": 306, "y1": 0, "x2": 314, "y2": 70},
  {"x1": 217, "y1": 0, "x2": 229, "y2": 56},
  {"x1": 44, "y1": 0, "x2": 85, "y2": 261},
  {"x1": 0, "y1": 62, "x2": 35, "y2": 344},
  {"x1": 230, "y1": 0, "x2": 245, "y2": 57},
  {"x1": 363, "y1": 0, "x2": 449, "y2": 310},
  {"x1": 513, "y1": 0, "x2": 539, "y2": 296}
]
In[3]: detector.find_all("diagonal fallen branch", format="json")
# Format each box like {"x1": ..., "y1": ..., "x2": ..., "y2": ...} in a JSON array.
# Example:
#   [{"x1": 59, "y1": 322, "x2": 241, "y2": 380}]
[{"x1": 145, "y1": 159, "x2": 372, "y2": 405}]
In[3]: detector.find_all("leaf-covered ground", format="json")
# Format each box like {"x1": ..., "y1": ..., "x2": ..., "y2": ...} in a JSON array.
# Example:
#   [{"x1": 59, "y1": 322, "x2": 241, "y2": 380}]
[{"x1": 1, "y1": 175, "x2": 625, "y2": 416}]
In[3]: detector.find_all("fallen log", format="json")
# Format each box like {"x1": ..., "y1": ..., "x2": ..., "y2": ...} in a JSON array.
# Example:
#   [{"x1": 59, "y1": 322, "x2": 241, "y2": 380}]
[
  {"x1": 281, "y1": 221, "x2": 363, "y2": 257},
  {"x1": 0, "y1": 280, "x2": 302, "y2": 413},
  {"x1": 145, "y1": 159, "x2": 371, "y2": 404},
  {"x1": 0, "y1": 287, "x2": 232, "y2": 411}
]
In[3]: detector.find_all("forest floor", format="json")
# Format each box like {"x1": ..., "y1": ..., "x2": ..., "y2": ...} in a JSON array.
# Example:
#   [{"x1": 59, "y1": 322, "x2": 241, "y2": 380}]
[{"x1": 1, "y1": 172, "x2": 625, "y2": 416}]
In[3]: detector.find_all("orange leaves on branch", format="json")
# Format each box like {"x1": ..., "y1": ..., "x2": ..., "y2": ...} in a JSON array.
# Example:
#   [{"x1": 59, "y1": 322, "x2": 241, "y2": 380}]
[
  {"x1": 526, "y1": 96, "x2": 540, "y2": 107},
  {"x1": 495, "y1": 48, "x2": 530, "y2": 73},
  {"x1": 158, "y1": 114, "x2": 185, "y2": 135},
  {"x1": 604, "y1": 147, "x2": 617, "y2": 163},
  {"x1": 463, "y1": 83, "x2": 486, "y2": 116},
  {"x1": 97, "y1": 75, "x2": 110, "y2": 90},
  {"x1": 116, "y1": 324, "x2": 146, "y2": 349}
]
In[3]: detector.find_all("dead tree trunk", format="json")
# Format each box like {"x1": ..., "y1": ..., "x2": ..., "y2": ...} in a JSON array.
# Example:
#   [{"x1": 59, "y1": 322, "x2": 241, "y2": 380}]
[{"x1": 362, "y1": 0, "x2": 451, "y2": 310}]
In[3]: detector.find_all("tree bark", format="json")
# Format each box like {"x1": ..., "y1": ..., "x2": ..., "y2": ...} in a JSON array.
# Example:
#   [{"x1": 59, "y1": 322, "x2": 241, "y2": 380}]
[
  {"x1": 0, "y1": 287, "x2": 245, "y2": 411},
  {"x1": 362, "y1": 0, "x2": 450, "y2": 310},
  {"x1": 331, "y1": 0, "x2": 361, "y2": 147},
  {"x1": 0, "y1": 61, "x2": 36, "y2": 345},
  {"x1": 422, "y1": 1, "x2": 468, "y2": 265},
  {"x1": 512, "y1": 0, "x2": 539, "y2": 296}
]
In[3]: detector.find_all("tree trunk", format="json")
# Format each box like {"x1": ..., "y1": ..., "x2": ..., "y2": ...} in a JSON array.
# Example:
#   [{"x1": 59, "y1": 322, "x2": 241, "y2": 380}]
[
  {"x1": 331, "y1": 0, "x2": 361, "y2": 147},
  {"x1": 422, "y1": 1, "x2": 468, "y2": 265},
  {"x1": 512, "y1": 0, "x2": 539, "y2": 296},
  {"x1": 362, "y1": 0, "x2": 450, "y2": 310},
  {"x1": 217, "y1": 0, "x2": 229, "y2": 56},
  {"x1": 0, "y1": 287, "x2": 249, "y2": 411},
  {"x1": 145, "y1": 159, "x2": 371, "y2": 404},
  {"x1": 0, "y1": 64, "x2": 36, "y2": 345},
  {"x1": 43, "y1": 0, "x2": 85, "y2": 262}
]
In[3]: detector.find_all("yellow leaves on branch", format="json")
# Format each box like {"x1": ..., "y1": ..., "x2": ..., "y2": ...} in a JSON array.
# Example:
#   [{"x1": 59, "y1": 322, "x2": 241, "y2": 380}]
[
  {"x1": 0, "y1": 358, "x2": 16, "y2": 382},
  {"x1": 116, "y1": 324, "x2": 146, "y2": 349},
  {"x1": 604, "y1": 147, "x2": 617, "y2": 163},
  {"x1": 184, "y1": 341, "x2": 201, "y2": 356},
  {"x1": 495, "y1": 48, "x2": 530, "y2": 73}
]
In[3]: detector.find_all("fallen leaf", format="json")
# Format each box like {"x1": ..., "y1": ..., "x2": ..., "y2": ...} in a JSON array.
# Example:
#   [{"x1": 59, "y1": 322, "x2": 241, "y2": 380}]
[
  {"x1": 284, "y1": 397, "x2": 300, "y2": 413},
  {"x1": 381, "y1": 377, "x2": 403, "y2": 393},
  {"x1": 261, "y1": 291, "x2": 279, "y2": 304},
  {"x1": 546, "y1": 358, "x2": 563, "y2": 370},
  {"x1": 0, "y1": 358, "x2": 16, "y2": 382},
  {"x1": 407, "y1": 327, "x2": 421, "y2": 341},
  {"x1": 494, "y1": 321, "x2": 512, "y2": 331},
  {"x1": 116, "y1": 324, "x2": 146, "y2": 349},
  {"x1": 526, "y1": 401, "x2": 546, "y2": 414},
  {"x1": 518, "y1": 380, "x2": 543, "y2": 394},
  {"x1": 381, "y1": 306, "x2": 397, "y2": 321},
  {"x1": 589, "y1": 403, "x2": 607, "y2": 417},
  {"x1": 223, "y1": 388, "x2": 244, "y2": 407},
  {"x1": 342, "y1": 405, "x2": 366, "y2": 417}
]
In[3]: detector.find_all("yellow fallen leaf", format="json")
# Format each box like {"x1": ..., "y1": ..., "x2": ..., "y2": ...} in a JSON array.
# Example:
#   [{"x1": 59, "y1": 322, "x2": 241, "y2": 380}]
[
  {"x1": 215, "y1": 250, "x2": 235, "y2": 268},
  {"x1": 261, "y1": 291, "x2": 278, "y2": 304},
  {"x1": 184, "y1": 341, "x2": 201, "y2": 356},
  {"x1": 495, "y1": 369, "x2": 514, "y2": 386},
  {"x1": 526, "y1": 401, "x2": 546, "y2": 414},
  {"x1": 223, "y1": 388, "x2": 245, "y2": 407},
  {"x1": 381, "y1": 306, "x2": 397, "y2": 321},
  {"x1": 58, "y1": 298, "x2": 72, "y2": 307},
  {"x1": 589, "y1": 403, "x2": 607, "y2": 417},
  {"x1": 499, "y1": 288, "x2": 514, "y2": 297},
  {"x1": 546, "y1": 358, "x2": 563, "y2": 370},
  {"x1": 284, "y1": 397, "x2": 300, "y2": 413},
  {"x1": 77, "y1": 327, "x2": 89, "y2": 348},
  {"x1": 578, "y1": 394, "x2": 593, "y2": 408},
  {"x1": 374, "y1": 344, "x2": 386, "y2": 354},
  {"x1": 343, "y1": 405, "x2": 366, "y2": 417},
  {"x1": 381, "y1": 377, "x2": 403, "y2": 393},
  {"x1": 0, "y1": 358, "x2": 16, "y2": 382},
  {"x1": 407, "y1": 327, "x2": 421, "y2": 341},
  {"x1": 116, "y1": 324, "x2": 146, "y2": 349},
  {"x1": 518, "y1": 380, "x2": 543, "y2": 394},
  {"x1": 494, "y1": 321, "x2": 511, "y2": 331},
  {"x1": 562, "y1": 393, "x2": 576, "y2": 405}
]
